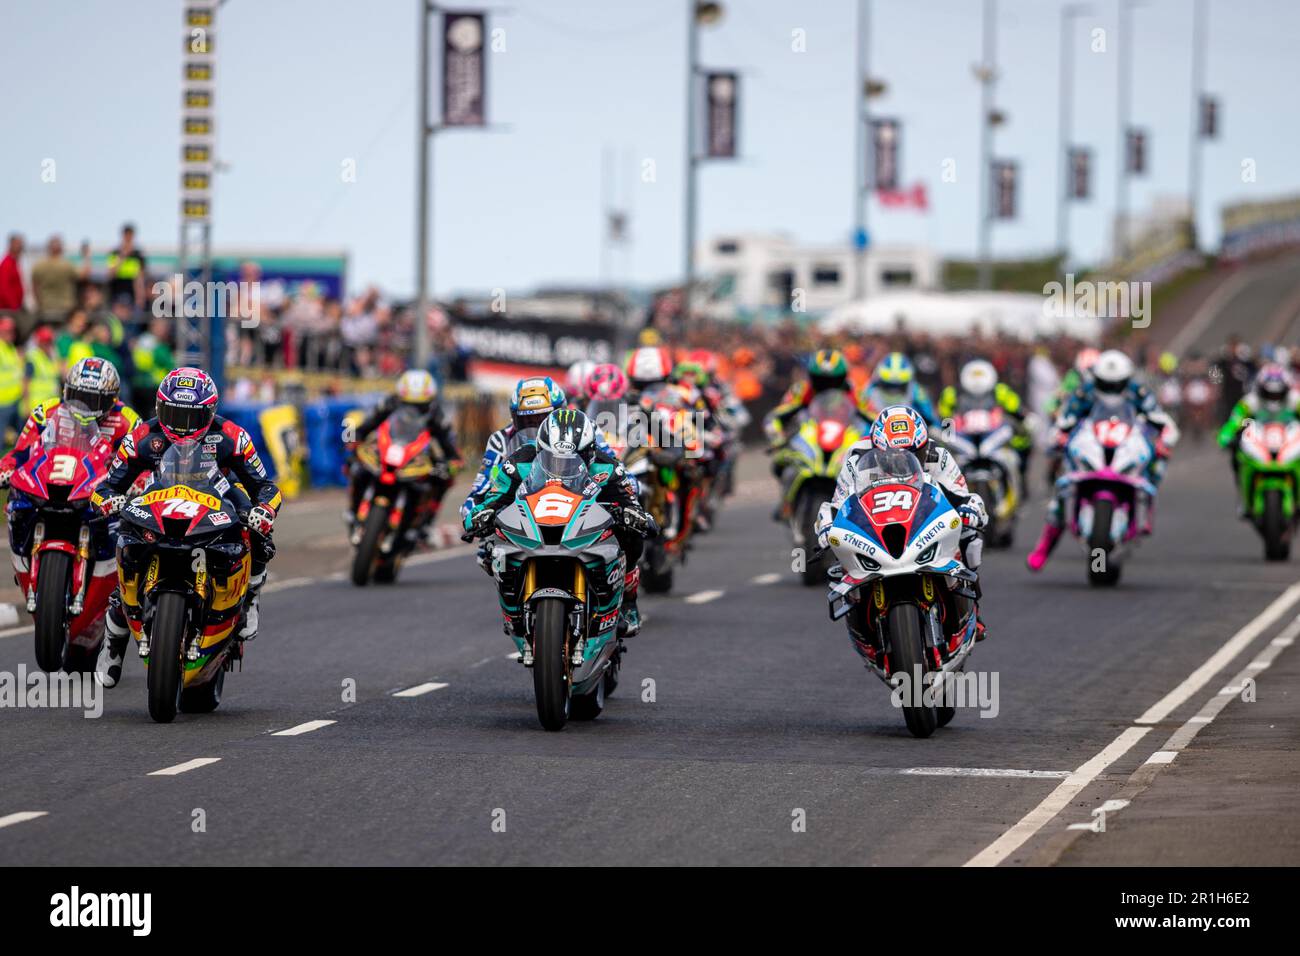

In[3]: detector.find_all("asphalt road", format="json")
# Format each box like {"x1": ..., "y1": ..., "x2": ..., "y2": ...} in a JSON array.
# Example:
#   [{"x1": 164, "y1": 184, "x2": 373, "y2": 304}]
[{"x1": 0, "y1": 441, "x2": 1296, "y2": 866}]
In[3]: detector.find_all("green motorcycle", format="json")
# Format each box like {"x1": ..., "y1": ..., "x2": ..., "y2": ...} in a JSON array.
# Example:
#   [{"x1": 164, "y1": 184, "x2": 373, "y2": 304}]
[{"x1": 1235, "y1": 416, "x2": 1300, "y2": 561}]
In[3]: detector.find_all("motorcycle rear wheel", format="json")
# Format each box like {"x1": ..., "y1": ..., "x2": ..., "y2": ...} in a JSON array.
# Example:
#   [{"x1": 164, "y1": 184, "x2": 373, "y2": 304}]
[
  {"x1": 147, "y1": 592, "x2": 187, "y2": 724},
  {"x1": 33, "y1": 550, "x2": 72, "y2": 673},
  {"x1": 798, "y1": 494, "x2": 827, "y2": 586},
  {"x1": 532, "y1": 598, "x2": 571, "y2": 731},
  {"x1": 888, "y1": 604, "x2": 938, "y2": 739},
  {"x1": 180, "y1": 667, "x2": 225, "y2": 714},
  {"x1": 351, "y1": 504, "x2": 389, "y2": 587}
]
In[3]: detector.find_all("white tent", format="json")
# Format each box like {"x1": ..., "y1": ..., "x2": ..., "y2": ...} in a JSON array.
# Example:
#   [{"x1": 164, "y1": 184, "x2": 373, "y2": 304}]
[{"x1": 817, "y1": 290, "x2": 1103, "y2": 342}]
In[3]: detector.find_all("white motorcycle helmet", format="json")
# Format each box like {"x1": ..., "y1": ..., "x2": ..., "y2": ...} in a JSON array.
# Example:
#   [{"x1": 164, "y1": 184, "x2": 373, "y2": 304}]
[
  {"x1": 566, "y1": 360, "x2": 597, "y2": 399},
  {"x1": 959, "y1": 359, "x2": 998, "y2": 398},
  {"x1": 1092, "y1": 350, "x2": 1135, "y2": 395}
]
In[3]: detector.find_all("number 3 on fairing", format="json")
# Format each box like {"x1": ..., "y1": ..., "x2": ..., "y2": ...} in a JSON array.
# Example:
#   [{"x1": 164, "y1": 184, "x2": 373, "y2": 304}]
[
  {"x1": 49, "y1": 455, "x2": 78, "y2": 482},
  {"x1": 871, "y1": 489, "x2": 915, "y2": 513}
]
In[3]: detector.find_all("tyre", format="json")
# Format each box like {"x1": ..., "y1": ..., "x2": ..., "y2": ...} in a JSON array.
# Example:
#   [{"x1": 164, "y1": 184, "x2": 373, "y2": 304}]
[
  {"x1": 532, "y1": 598, "x2": 571, "y2": 731},
  {"x1": 32, "y1": 550, "x2": 72, "y2": 673},
  {"x1": 798, "y1": 494, "x2": 827, "y2": 586},
  {"x1": 63, "y1": 643, "x2": 98, "y2": 674},
  {"x1": 147, "y1": 592, "x2": 187, "y2": 724},
  {"x1": 373, "y1": 557, "x2": 399, "y2": 584},
  {"x1": 570, "y1": 677, "x2": 605, "y2": 721},
  {"x1": 350, "y1": 504, "x2": 389, "y2": 587},
  {"x1": 180, "y1": 667, "x2": 225, "y2": 714},
  {"x1": 1262, "y1": 489, "x2": 1289, "y2": 561},
  {"x1": 602, "y1": 646, "x2": 622, "y2": 697},
  {"x1": 1086, "y1": 498, "x2": 1121, "y2": 587},
  {"x1": 888, "y1": 604, "x2": 937, "y2": 739},
  {"x1": 641, "y1": 545, "x2": 674, "y2": 594},
  {"x1": 972, "y1": 480, "x2": 1003, "y2": 549}
]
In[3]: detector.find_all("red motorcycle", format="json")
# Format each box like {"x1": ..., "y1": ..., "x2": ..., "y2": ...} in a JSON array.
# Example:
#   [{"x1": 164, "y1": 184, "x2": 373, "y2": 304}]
[{"x1": 8, "y1": 405, "x2": 118, "y2": 672}]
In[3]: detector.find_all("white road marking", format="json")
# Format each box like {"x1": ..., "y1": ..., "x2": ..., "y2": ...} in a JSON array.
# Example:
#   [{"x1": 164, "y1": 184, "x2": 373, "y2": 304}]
[
  {"x1": 262, "y1": 576, "x2": 315, "y2": 594},
  {"x1": 392, "y1": 681, "x2": 449, "y2": 697},
  {"x1": 901, "y1": 767, "x2": 1072, "y2": 780},
  {"x1": 751, "y1": 573, "x2": 781, "y2": 585},
  {"x1": 685, "y1": 589, "x2": 725, "y2": 605},
  {"x1": 1145, "y1": 750, "x2": 1178, "y2": 765},
  {"x1": 964, "y1": 727, "x2": 1151, "y2": 867},
  {"x1": 0, "y1": 624, "x2": 33, "y2": 640},
  {"x1": 271, "y1": 719, "x2": 336, "y2": 737},
  {"x1": 0, "y1": 811, "x2": 48, "y2": 829},
  {"x1": 148, "y1": 757, "x2": 222, "y2": 776},
  {"x1": 969, "y1": 603, "x2": 1300, "y2": 866},
  {"x1": 1136, "y1": 586, "x2": 1300, "y2": 725}
]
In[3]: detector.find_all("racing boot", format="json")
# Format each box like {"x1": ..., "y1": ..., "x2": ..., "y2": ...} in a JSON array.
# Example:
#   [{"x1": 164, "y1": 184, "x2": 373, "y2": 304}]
[
  {"x1": 95, "y1": 599, "x2": 131, "y2": 688},
  {"x1": 239, "y1": 570, "x2": 266, "y2": 641},
  {"x1": 618, "y1": 567, "x2": 643, "y2": 637},
  {"x1": 1025, "y1": 523, "x2": 1063, "y2": 572}
]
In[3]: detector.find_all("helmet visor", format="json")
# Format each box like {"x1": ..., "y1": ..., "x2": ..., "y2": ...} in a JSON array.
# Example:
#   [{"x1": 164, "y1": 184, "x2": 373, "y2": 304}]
[
  {"x1": 64, "y1": 386, "x2": 114, "y2": 418},
  {"x1": 159, "y1": 401, "x2": 215, "y2": 439}
]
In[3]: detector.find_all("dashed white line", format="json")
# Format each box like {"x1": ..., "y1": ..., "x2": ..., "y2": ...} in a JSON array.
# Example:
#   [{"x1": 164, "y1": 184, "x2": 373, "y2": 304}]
[
  {"x1": 0, "y1": 811, "x2": 48, "y2": 829},
  {"x1": 392, "y1": 682, "x2": 449, "y2": 698},
  {"x1": 0, "y1": 624, "x2": 33, "y2": 640},
  {"x1": 901, "y1": 767, "x2": 1072, "y2": 780},
  {"x1": 1144, "y1": 750, "x2": 1178, "y2": 765},
  {"x1": 271, "y1": 719, "x2": 336, "y2": 737},
  {"x1": 751, "y1": 573, "x2": 781, "y2": 585},
  {"x1": 148, "y1": 757, "x2": 222, "y2": 776},
  {"x1": 685, "y1": 589, "x2": 725, "y2": 605}
]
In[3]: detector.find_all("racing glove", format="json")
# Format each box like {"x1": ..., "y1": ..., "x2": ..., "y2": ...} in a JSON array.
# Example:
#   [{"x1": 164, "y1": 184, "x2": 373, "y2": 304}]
[
  {"x1": 98, "y1": 494, "x2": 127, "y2": 517},
  {"x1": 247, "y1": 505, "x2": 276, "y2": 537},
  {"x1": 621, "y1": 505, "x2": 656, "y2": 536},
  {"x1": 0, "y1": 466, "x2": 13, "y2": 489},
  {"x1": 958, "y1": 500, "x2": 987, "y2": 530},
  {"x1": 464, "y1": 507, "x2": 496, "y2": 539}
]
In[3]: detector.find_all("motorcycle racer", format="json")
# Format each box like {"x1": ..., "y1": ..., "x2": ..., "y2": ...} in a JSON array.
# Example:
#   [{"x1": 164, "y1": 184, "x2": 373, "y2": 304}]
[
  {"x1": 91, "y1": 367, "x2": 282, "y2": 686},
  {"x1": 460, "y1": 376, "x2": 565, "y2": 521},
  {"x1": 817, "y1": 404, "x2": 989, "y2": 638},
  {"x1": 857, "y1": 352, "x2": 939, "y2": 426},
  {"x1": 939, "y1": 358, "x2": 1033, "y2": 484},
  {"x1": 1217, "y1": 362, "x2": 1300, "y2": 488},
  {"x1": 1027, "y1": 349, "x2": 1178, "y2": 571},
  {"x1": 463, "y1": 408, "x2": 657, "y2": 637},
  {"x1": 0, "y1": 357, "x2": 141, "y2": 585},
  {"x1": 347, "y1": 369, "x2": 462, "y2": 534}
]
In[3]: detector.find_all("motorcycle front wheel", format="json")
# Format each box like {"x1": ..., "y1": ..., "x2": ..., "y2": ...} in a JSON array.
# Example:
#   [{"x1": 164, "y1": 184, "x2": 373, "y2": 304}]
[
  {"x1": 888, "y1": 604, "x2": 938, "y2": 739},
  {"x1": 33, "y1": 550, "x2": 72, "y2": 673},
  {"x1": 532, "y1": 598, "x2": 571, "y2": 731},
  {"x1": 147, "y1": 592, "x2": 187, "y2": 723},
  {"x1": 1086, "y1": 498, "x2": 1122, "y2": 586},
  {"x1": 351, "y1": 504, "x2": 389, "y2": 587},
  {"x1": 1263, "y1": 489, "x2": 1289, "y2": 562}
]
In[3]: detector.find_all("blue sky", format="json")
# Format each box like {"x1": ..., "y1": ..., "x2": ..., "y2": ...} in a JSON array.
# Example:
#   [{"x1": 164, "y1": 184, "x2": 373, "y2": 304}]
[{"x1": 4, "y1": 0, "x2": 1298, "y2": 297}]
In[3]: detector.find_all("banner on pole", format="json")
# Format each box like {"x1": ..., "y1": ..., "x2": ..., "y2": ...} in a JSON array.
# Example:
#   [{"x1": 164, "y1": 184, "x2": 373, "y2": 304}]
[
  {"x1": 180, "y1": 2, "x2": 216, "y2": 224},
  {"x1": 1068, "y1": 147, "x2": 1091, "y2": 200},
  {"x1": 1199, "y1": 95, "x2": 1219, "y2": 139},
  {"x1": 870, "y1": 118, "x2": 901, "y2": 192},
  {"x1": 442, "y1": 11, "x2": 487, "y2": 127},
  {"x1": 705, "y1": 71, "x2": 739, "y2": 158},
  {"x1": 1126, "y1": 128, "x2": 1148, "y2": 175},
  {"x1": 992, "y1": 159, "x2": 1018, "y2": 219}
]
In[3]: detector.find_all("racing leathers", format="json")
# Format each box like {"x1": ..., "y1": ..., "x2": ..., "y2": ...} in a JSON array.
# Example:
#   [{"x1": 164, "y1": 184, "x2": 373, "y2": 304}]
[
  {"x1": 93, "y1": 416, "x2": 283, "y2": 679},
  {"x1": 0, "y1": 398, "x2": 141, "y2": 569},
  {"x1": 938, "y1": 381, "x2": 1032, "y2": 483},
  {"x1": 1216, "y1": 388, "x2": 1300, "y2": 490},
  {"x1": 1027, "y1": 380, "x2": 1178, "y2": 570},
  {"x1": 461, "y1": 422, "x2": 617, "y2": 520},
  {"x1": 765, "y1": 383, "x2": 864, "y2": 518},
  {"x1": 350, "y1": 394, "x2": 461, "y2": 525},
  {"x1": 858, "y1": 381, "x2": 940, "y2": 428},
  {"x1": 463, "y1": 442, "x2": 654, "y2": 637}
]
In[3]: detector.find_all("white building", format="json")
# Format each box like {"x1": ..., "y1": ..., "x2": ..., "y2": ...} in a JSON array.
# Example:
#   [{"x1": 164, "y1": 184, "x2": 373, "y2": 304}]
[{"x1": 695, "y1": 232, "x2": 939, "y2": 318}]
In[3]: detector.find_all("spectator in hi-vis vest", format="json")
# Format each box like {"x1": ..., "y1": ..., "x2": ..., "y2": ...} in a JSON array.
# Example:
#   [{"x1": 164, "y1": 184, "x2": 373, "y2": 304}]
[
  {"x1": 0, "y1": 317, "x2": 23, "y2": 444},
  {"x1": 23, "y1": 326, "x2": 61, "y2": 416}
]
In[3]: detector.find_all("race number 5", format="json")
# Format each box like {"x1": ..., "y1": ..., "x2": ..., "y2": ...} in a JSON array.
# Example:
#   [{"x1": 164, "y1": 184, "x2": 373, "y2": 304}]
[{"x1": 871, "y1": 489, "x2": 915, "y2": 513}]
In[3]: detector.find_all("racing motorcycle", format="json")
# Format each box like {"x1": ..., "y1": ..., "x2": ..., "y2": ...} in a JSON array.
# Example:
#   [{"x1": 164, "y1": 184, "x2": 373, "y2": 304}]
[
  {"x1": 118, "y1": 442, "x2": 253, "y2": 722},
  {"x1": 1057, "y1": 404, "x2": 1156, "y2": 586},
  {"x1": 1234, "y1": 416, "x2": 1300, "y2": 561},
  {"x1": 821, "y1": 448, "x2": 979, "y2": 738},
  {"x1": 623, "y1": 392, "x2": 703, "y2": 593},
  {"x1": 939, "y1": 403, "x2": 1021, "y2": 548},
  {"x1": 774, "y1": 391, "x2": 865, "y2": 584},
  {"x1": 480, "y1": 448, "x2": 626, "y2": 731},
  {"x1": 350, "y1": 405, "x2": 450, "y2": 586},
  {"x1": 7, "y1": 404, "x2": 117, "y2": 672}
]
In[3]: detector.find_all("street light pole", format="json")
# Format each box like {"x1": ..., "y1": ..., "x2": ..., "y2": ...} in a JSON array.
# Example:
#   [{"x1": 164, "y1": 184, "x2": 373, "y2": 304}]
[
  {"x1": 682, "y1": 0, "x2": 700, "y2": 327},
  {"x1": 1187, "y1": 0, "x2": 1207, "y2": 249},
  {"x1": 414, "y1": 0, "x2": 433, "y2": 369},
  {"x1": 976, "y1": 0, "x2": 997, "y2": 290},
  {"x1": 853, "y1": 0, "x2": 870, "y2": 301},
  {"x1": 1056, "y1": 5, "x2": 1088, "y2": 276},
  {"x1": 1115, "y1": 0, "x2": 1134, "y2": 261}
]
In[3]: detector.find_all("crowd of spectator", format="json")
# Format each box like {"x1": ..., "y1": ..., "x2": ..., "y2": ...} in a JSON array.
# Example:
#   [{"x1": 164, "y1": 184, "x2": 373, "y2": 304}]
[{"x1": 0, "y1": 224, "x2": 174, "y2": 443}]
